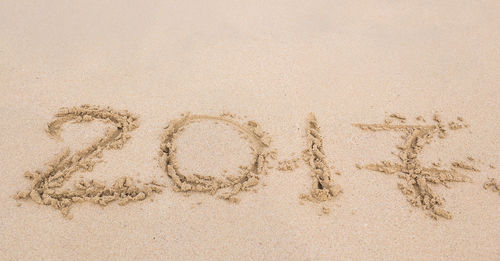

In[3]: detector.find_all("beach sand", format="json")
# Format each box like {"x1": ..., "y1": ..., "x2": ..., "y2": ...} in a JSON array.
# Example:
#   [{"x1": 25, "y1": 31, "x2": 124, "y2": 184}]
[{"x1": 0, "y1": 1, "x2": 499, "y2": 260}]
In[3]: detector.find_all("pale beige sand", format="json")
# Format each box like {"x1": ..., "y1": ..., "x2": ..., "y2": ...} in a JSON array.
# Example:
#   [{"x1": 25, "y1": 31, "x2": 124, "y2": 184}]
[{"x1": 1, "y1": 1, "x2": 499, "y2": 260}]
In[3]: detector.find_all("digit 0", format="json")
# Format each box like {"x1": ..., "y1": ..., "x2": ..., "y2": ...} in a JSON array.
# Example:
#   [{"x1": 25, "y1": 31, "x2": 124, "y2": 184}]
[{"x1": 158, "y1": 113, "x2": 272, "y2": 203}]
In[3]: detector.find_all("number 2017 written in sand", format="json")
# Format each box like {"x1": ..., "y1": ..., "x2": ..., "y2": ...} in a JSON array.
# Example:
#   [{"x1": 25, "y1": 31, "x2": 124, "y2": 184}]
[{"x1": 15, "y1": 105, "x2": 496, "y2": 220}]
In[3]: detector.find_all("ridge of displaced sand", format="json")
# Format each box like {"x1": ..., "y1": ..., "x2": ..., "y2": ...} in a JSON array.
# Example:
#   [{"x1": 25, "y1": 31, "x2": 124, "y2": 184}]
[{"x1": 483, "y1": 178, "x2": 500, "y2": 196}]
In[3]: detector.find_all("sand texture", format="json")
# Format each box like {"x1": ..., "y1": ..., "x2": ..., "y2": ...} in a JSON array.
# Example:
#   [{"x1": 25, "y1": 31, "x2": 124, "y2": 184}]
[{"x1": 1, "y1": 1, "x2": 499, "y2": 260}]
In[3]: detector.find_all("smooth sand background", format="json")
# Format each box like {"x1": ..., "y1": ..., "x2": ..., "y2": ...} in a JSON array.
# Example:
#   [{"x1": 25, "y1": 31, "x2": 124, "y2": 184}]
[{"x1": 1, "y1": 1, "x2": 499, "y2": 260}]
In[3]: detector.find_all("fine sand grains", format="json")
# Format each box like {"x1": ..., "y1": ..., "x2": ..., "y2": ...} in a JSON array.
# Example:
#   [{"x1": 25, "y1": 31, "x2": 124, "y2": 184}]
[
  {"x1": 277, "y1": 158, "x2": 300, "y2": 172},
  {"x1": 483, "y1": 178, "x2": 500, "y2": 196},
  {"x1": 158, "y1": 113, "x2": 272, "y2": 203},
  {"x1": 300, "y1": 113, "x2": 342, "y2": 203},
  {"x1": 14, "y1": 105, "x2": 164, "y2": 218},
  {"x1": 354, "y1": 114, "x2": 473, "y2": 219}
]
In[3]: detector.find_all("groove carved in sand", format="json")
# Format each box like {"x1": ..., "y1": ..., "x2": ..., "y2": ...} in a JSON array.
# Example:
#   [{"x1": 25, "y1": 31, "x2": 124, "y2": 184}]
[
  {"x1": 300, "y1": 113, "x2": 342, "y2": 203},
  {"x1": 354, "y1": 114, "x2": 472, "y2": 219},
  {"x1": 14, "y1": 105, "x2": 164, "y2": 218},
  {"x1": 158, "y1": 113, "x2": 272, "y2": 203}
]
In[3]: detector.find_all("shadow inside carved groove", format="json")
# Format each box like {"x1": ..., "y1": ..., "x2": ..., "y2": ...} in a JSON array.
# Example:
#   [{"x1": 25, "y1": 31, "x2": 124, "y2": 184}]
[{"x1": 300, "y1": 113, "x2": 342, "y2": 205}]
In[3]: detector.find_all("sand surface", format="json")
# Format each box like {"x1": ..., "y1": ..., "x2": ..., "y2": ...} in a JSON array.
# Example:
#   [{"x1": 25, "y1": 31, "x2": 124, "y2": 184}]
[{"x1": 1, "y1": 1, "x2": 499, "y2": 260}]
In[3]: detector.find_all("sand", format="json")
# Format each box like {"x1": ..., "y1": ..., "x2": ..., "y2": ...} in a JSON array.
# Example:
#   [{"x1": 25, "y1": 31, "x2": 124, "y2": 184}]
[{"x1": 1, "y1": 1, "x2": 499, "y2": 260}]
